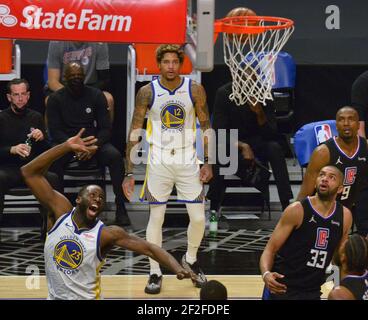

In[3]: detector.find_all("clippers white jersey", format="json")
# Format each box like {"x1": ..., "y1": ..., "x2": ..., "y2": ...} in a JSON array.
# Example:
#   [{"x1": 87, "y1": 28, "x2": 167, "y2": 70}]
[
  {"x1": 146, "y1": 77, "x2": 196, "y2": 151},
  {"x1": 44, "y1": 208, "x2": 105, "y2": 300}
]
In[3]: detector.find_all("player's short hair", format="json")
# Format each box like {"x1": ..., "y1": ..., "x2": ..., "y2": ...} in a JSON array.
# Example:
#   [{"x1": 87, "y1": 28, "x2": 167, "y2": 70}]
[
  {"x1": 156, "y1": 44, "x2": 184, "y2": 64},
  {"x1": 344, "y1": 234, "x2": 368, "y2": 273},
  {"x1": 77, "y1": 185, "x2": 104, "y2": 198},
  {"x1": 200, "y1": 280, "x2": 228, "y2": 300},
  {"x1": 336, "y1": 106, "x2": 359, "y2": 120}
]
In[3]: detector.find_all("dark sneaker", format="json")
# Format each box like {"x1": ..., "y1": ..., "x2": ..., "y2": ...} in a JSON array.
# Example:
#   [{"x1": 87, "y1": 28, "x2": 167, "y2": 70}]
[
  {"x1": 181, "y1": 255, "x2": 207, "y2": 288},
  {"x1": 144, "y1": 274, "x2": 162, "y2": 294}
]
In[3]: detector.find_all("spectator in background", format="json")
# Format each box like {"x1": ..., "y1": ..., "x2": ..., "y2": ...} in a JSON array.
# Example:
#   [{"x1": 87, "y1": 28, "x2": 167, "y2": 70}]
[
  {"x1": 206, "y1": 81, "x2": 293, "y2": 213},
  {"x1": 200, "y1": 280, "x2": 228, "y2": 300},
  {"x1": 44, "y1": 41, "x2": 114, "y2": 122},
  {"x1": 0, "y1": 78, "x2": 59, "y2": 230},
  {"x1": 46, "y1": 62, "x2": 130, "y2": 227}
]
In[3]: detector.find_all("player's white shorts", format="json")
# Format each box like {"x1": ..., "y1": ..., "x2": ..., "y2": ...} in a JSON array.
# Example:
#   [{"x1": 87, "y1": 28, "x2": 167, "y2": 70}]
[{"x1": 139, "y1": 146, "x2": 204, "y2": 204}]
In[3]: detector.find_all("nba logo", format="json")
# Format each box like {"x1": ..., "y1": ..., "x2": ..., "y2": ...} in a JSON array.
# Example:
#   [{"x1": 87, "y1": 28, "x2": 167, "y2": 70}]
[{"x1": 314, "y1": 124, "x2": 333, "y2": 145}]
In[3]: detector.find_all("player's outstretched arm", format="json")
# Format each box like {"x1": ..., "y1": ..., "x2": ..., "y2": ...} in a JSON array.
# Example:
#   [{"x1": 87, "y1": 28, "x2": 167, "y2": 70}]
[
  {"x1": 259, "y1": 202, "x2": 303, "y2": 294},
  {"x1": 21, "y1": 128, "x2": 97, "y2": 221},
  {"x1": 100, "y1": 226, "x2": 191, "y2": 280}
]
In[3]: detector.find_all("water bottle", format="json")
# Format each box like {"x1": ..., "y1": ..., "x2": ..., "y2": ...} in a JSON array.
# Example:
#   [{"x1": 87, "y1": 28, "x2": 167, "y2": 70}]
[
  {"x1": 209, "y1": 210, "x2": 218, "y2": 236},
  {"x1": 24, "y1": 127, "x2": 34, "y2": 157}
]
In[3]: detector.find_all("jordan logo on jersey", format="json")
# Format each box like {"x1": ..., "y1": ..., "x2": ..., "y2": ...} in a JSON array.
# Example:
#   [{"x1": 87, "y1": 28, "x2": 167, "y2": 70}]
[
  {"x1": 309, "y1": 215, "x2": 317, "y2": 223},
  {"x1": 315, "y1": 227, "x2": 329, "y2": 250},
  {"x1": 344, "y1": 167, "x2": 357, "y2": 185},
  {"x1": 336, "y1": 156, "x2": 343, "y2": 165},
  {"x1": 160, "y1": 103, "x2": 186, "y2": 131}
]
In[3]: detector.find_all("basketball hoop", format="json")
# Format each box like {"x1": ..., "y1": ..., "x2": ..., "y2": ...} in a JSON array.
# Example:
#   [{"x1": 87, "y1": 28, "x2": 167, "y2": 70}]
[{"x1": 215, "y1": 16, "x2": 294, "y2": 106}]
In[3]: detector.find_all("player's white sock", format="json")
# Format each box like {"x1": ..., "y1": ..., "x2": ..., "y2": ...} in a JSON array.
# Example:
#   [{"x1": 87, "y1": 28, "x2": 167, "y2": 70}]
[
  {"x1": 185, "y1": 202, "x2": 205, "y2": 265},
  {"x1": 146, "y1": 204, "x2": 166, "y2": 276}
]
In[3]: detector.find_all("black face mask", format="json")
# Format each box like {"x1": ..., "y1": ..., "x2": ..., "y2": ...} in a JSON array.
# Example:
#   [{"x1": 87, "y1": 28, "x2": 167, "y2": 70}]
[{"x1": 67, "y1": 78, "x2": 84, "y2": 96}]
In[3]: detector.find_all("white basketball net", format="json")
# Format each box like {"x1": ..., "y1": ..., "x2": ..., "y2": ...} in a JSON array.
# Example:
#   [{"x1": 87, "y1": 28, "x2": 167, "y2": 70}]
[{"x1": 222, "y1": 18, "x2": 294, "y2": 106}]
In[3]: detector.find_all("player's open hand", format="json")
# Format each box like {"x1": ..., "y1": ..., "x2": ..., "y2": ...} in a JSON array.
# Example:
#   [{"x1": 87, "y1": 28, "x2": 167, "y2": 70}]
[
  {"x1": 263, "y1": 271, "x2": 287, "y2": 295},
  {"x1": 67, "y1": 128, "x2": 97, "y2": 155}
]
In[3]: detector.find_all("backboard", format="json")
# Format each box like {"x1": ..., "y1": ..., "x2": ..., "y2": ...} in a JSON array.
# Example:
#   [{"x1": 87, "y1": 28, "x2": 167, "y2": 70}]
[{"x1": 186, "y1": 0, "x2": 215, "y2": 72}]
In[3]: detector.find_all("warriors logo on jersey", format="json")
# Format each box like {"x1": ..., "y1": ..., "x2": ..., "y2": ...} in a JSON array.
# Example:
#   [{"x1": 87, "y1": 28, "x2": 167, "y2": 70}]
[
  {"x1": 160, "y1": 103, "x2": 186, "y2": 131},
  {"x1": 53, "y1": 239, "x2": 84, "y2": 273}
]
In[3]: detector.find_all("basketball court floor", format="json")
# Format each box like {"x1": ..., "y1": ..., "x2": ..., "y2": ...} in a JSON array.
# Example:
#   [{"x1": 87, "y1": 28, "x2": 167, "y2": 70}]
[{"x1": 0, "y1": 160, "x2": 334, "y2": 299}]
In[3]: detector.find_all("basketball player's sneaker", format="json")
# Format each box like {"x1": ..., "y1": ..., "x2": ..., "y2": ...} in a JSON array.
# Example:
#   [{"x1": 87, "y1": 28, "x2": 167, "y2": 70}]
[
  {"x1": 144, "y1": 274, "x2": 162, "y2": 294},
  {"x1": 181, "y1": 254, "x2": 207, "y2": 288}
]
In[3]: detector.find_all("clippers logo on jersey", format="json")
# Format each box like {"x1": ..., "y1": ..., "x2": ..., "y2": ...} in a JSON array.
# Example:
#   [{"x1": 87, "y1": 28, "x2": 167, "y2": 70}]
[
  {"x1": 160, "y1": 103, "x2": 186, "y2": 130},
  {"x1": 53, "y1": 239, "x2": 83, "y2": 270},
  {"x1": 344, "y1": 167, "x2": 357, "y2": 185},
  {"x1": 314, "y1": 124, "x2": 333, "y2": 145},
  {"x1": 315, "y1": 227, "x2": 330, "y2": 250}
]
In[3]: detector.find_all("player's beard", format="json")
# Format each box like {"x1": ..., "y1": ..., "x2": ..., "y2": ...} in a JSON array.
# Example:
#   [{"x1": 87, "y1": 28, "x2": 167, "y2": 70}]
[{"x1": 316, "y1": 185, "x2": 336, "y2": 201}]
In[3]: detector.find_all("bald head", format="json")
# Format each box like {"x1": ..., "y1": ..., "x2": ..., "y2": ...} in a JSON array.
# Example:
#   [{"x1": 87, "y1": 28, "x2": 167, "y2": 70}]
[
  {"x1": 64, "y1": 62, "x2": 85, "y2": 80},
  {"x1": 336, "y1": 106, "x2": 359, "y2": 120}
]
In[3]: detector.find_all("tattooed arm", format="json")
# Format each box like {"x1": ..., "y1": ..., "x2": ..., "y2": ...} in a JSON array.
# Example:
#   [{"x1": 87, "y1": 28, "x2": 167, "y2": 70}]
[
  {"x1": 122, "y1": 84, "x2": 151, "y2": 200},
  {"x1": 192, "y1": 81, "x2": 213, "y2": 183}
]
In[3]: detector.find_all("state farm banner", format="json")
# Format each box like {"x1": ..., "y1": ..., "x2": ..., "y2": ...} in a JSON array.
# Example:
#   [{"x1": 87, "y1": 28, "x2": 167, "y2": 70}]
[{"x1": 0, "y1": 0, "x2": 187, "y2": 43}]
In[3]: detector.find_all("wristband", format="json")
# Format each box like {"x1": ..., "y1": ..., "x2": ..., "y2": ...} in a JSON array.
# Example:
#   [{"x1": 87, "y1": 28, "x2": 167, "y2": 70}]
[
  {"x1": 125, "y1": 173, "x2": 133, "y2": 177},
  {"x1": 262, "y1": 271, "x2": 271, "y2": 280}
]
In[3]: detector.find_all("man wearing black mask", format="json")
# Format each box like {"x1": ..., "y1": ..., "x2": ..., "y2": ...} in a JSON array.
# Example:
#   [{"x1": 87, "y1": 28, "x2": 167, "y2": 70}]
[
  {"x1": 0, "y1": 78, "x2": 59, "y2": 227},
  {"x1": 46, "y1": 62, "x2": 130, "y2": 226}
]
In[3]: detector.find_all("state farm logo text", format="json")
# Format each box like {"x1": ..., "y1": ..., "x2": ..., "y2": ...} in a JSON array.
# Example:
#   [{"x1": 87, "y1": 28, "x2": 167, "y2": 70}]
[{"x1": 0, "y1": 4, "x2": 132, "y2": 32}]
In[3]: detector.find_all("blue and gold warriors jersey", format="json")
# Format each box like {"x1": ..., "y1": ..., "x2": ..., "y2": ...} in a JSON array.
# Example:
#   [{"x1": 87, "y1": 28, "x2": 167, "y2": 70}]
[
  {"x1": 44, "y1": 208, "x2": 105, "y2": 300},
  {"x1": 146, "y1": 77, "x2": 196, "y2": 152}
]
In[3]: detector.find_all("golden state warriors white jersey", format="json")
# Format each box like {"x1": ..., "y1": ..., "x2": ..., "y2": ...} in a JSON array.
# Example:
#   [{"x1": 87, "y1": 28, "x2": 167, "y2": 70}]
[
  {"x1": 44, "y1": 208, "x2": 105, "y2": 300},
  {"x1": 146, "y1": 77, "x2": 197, "y2": 151}
]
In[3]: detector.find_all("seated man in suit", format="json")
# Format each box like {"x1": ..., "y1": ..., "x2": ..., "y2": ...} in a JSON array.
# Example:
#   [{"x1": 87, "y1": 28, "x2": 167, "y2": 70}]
[
  {"x1": 207, "y1": 82, "x2": 293, "y2": 212},
  {"x1": 0, "y1": 78, "x2": 59, "y2": 229},
  {"x1": 46, "y1": 62, "x2": 130, "y2": 226}
]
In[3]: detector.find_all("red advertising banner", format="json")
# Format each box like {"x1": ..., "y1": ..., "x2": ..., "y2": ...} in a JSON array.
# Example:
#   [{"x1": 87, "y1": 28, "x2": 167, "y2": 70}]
[{"x1": 0, "y1": 0, "x2": 187, "y2": 43}]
